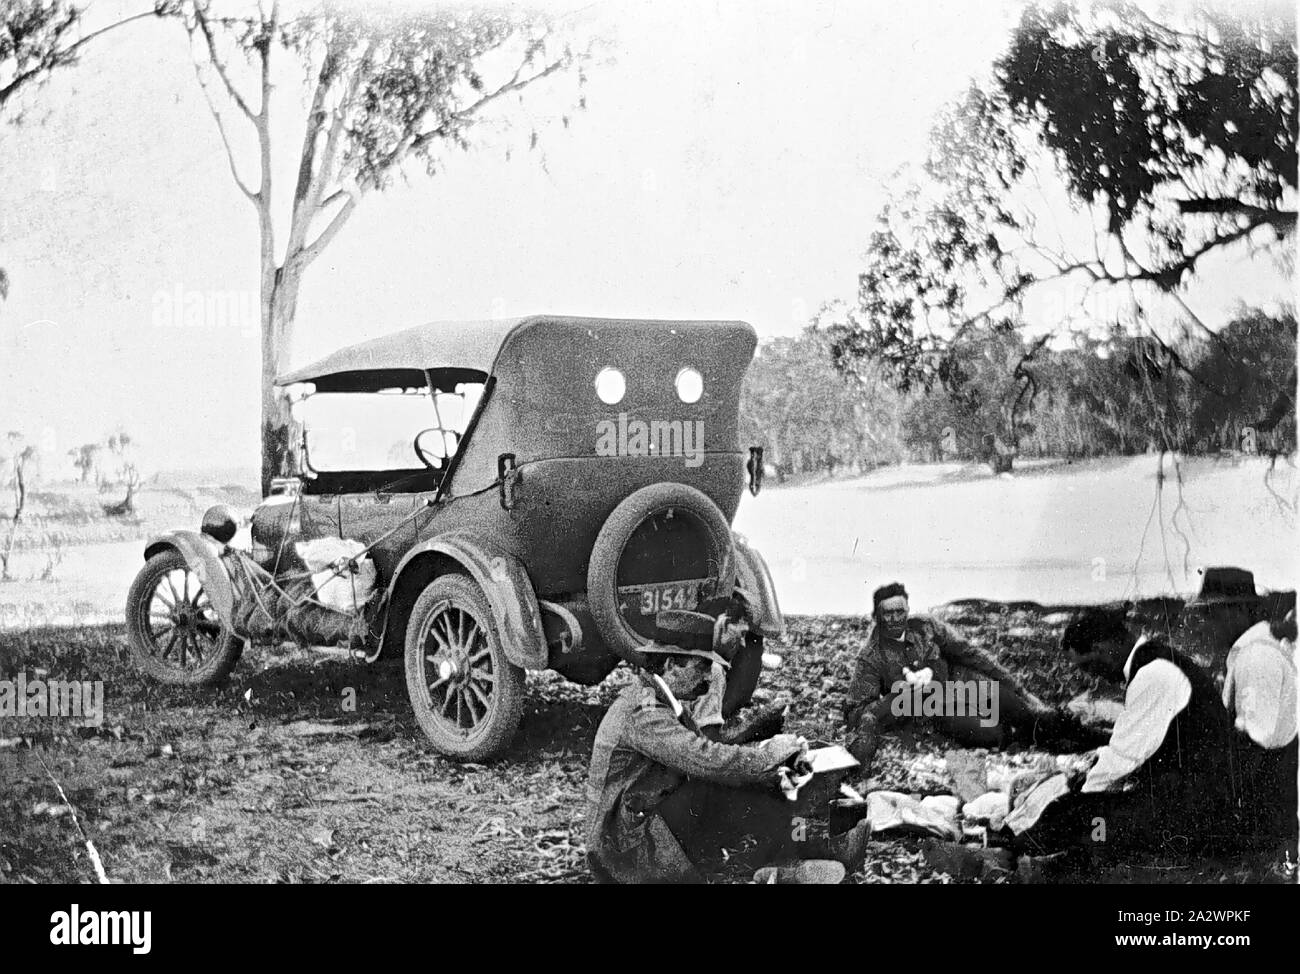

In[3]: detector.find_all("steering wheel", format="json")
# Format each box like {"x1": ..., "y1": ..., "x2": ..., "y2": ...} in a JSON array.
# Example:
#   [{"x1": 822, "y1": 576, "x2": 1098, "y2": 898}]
[{"x1": 413, "y1": 428, "x2": 445, "y2": 470}]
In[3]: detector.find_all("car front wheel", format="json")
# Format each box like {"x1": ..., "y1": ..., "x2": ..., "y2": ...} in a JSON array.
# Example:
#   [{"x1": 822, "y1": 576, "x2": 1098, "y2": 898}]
[
  {"x1": 404, "y1": 573, "x2": 525, "y2": 761},
  {"x1": 125, "y1": 548, "x2": 244, "y2": 686}
]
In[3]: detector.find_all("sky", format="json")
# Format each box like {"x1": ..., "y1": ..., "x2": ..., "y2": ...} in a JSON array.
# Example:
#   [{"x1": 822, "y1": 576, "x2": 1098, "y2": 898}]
[{"x1": 0, "y1": 0, "x2": 1292, "y2": 478}]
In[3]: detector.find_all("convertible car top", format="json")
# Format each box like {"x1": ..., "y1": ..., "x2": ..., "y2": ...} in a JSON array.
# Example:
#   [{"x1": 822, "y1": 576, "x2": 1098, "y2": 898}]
[{"x1": 275, "y1": 314, "x2": 754, "y2": 388}]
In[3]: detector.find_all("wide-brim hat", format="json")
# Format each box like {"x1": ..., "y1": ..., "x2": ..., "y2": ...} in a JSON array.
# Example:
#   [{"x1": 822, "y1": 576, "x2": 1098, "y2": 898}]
[
  {"x1": 641, "y1": 609, "x2": 731, "y2": 668},
  {"x1": 1186, "y1": 566, "x2": 1260, "y2": 607}
]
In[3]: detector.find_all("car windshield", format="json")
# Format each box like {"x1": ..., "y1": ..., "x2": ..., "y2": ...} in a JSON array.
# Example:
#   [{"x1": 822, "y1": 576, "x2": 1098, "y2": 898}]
[{"x1": 299, "y1": 382, "x2": 485, "y2": 472}]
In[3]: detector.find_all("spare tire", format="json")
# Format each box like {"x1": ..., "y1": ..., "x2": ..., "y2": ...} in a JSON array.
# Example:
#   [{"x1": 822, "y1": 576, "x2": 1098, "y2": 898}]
[{"x1": 586, "y1": 482, "x2": 737, "y2": 664}]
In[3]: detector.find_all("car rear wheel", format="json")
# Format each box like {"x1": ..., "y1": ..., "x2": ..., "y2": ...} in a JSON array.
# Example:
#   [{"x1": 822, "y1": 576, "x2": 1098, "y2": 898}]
[
  {"x1": 404, "y1": 573, "x2": 525, "y2": 761},
  {"x1": 586, "y1": 482, "x2": 738, "y2": 664},
  {"x1": 125, "y1": 549, "x2": 244, "y2": 686}
]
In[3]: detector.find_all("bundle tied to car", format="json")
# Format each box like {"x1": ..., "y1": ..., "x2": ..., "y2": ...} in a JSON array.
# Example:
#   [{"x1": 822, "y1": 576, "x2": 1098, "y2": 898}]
[
  {"x1": 222, "y1": 536, "x2": 378, "y2": 647},
  {"x1": 295, "y1": 537, "x2": 378, "y2": 613}
]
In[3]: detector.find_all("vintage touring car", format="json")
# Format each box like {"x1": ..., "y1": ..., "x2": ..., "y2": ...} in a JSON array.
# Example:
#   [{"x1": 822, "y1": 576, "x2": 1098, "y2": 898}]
[{"x1": 125, "y1": 315, "x2": 783, "y2": 760}]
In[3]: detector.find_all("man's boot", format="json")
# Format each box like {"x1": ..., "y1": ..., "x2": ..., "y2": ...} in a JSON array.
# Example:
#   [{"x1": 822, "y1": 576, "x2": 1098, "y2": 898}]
[
  {"x1": 754, "y1": 819, "x2": 873, "y2": 884},
  {"x1": 847, "y1": 723, "x2": 880, "y2": 776},
  {"x1": 827, "y1": 819, "x2": 873, "y2": 872}
]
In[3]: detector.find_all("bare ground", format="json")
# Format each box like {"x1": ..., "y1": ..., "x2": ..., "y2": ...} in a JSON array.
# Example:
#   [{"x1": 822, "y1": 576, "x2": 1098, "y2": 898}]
[{"x1": 1, "y1": 603, "x2": 1295, "y2": 885}]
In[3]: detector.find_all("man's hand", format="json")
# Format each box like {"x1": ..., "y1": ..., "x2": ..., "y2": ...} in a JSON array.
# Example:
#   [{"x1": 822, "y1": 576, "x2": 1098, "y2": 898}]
[
  {"x1": 904, "y1": 666, "x2": 934, "y2": 687},
  {"x1": 689, "y1": 661, "x2": 728, "y2": 729},
  {"x1": 1065, "y1": 750, "x2": 1101, "y2": 791},
  {"x1": 708, "y1": 661, "x2": 728, "y2": 692},
  {"x1": 762, "y1": 733, "x2": 807, "y2": 767}
]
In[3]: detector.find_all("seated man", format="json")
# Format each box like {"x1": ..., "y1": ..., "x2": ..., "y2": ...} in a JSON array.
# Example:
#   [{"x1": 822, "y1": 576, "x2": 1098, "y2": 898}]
[
  {"x1": 844, "y1": 582, "x2": 1090, "y2": 772},
  {"x1": 1223, "y1": 607, "x2": 1297, "y2": 849},
  {"x1": 1015, "y1": 606, "x2": 1241, "y2": 858},
  {"x1": 585, "y1": 608, "x2": 870, "y2": 884}
]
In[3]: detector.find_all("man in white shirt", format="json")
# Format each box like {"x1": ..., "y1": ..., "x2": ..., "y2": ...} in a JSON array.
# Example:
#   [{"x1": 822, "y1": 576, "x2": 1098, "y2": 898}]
[
  {"x1": 1014, "y1": 606, "x2": 1239, "y2": 858},
  {"x1": 1224, "y1": 612, "x2": 1296, "y2": 749},
  {"x1": 1223, "y1": 609, "x2": 1297, "y2": 849}
]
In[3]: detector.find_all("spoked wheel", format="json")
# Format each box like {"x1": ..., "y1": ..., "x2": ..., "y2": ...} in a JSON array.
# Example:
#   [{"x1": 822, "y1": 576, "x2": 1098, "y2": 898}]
[
  {"x1": 125, "y1": 549, "x2": 244, "y2": 685},
  {"x1": 404, "y1": 574, "x2": 524, "y2": 761}
]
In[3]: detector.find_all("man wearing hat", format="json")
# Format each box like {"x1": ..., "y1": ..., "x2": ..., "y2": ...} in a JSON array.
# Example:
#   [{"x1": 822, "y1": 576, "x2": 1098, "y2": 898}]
[
  {"x1": 1222, "y1": 600, "x2": 1297, "y2": 851},
  {"x1": 1183, "y1": 566, "x2": 1266, "y2": 654},
  {"x1": 1175, "y1": 567, "x2": 1296, "y2": 848},
  {"x1": 843, "y1": 582, "x2": 1088, "y2": 773},
  {"x1": 585, "y1": 600, "x2": 872, "y2": 884}
]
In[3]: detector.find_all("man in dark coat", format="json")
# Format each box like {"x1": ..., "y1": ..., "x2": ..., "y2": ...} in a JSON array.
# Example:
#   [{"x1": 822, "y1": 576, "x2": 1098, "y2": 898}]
[
  {"x1": 585, "y1": 608, "x2": 871, "y2": 884},
  {"x1": 844, "y1": 582, "x2": 1097, "y2": 772},
  {"x1": 1014, "y1": 606, "x2": 1243, "y2": 858}
]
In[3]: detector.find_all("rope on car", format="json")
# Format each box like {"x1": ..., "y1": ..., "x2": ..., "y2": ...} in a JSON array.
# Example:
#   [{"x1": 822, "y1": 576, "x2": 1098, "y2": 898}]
[{"x1": 223, "y1": 497, "x2": 436, "y2": 643}]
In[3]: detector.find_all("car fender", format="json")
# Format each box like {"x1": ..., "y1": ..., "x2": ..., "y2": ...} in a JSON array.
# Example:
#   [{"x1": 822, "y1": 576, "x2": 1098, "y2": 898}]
[
  {"x1": 733, "y1": 534, "x2": 785, "y2": 639},
  {"x1": 142, "y1": 530, "x2": 237, "y2": 629},
  {"x1": 387, "y1": 531, "x2": 548, "y2": 670}
]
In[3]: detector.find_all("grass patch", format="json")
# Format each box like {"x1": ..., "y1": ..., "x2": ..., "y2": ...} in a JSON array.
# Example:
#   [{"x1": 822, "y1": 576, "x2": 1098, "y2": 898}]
[{"x1": 1, "y1": 603, "x2": 1294, "y2": 884}]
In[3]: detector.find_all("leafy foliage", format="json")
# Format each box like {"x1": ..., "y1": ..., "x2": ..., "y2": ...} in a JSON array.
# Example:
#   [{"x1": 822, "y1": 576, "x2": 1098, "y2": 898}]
[
  {"x1": 1000, "y1": 0, "x2": 1296, "y2": 266},
  {"x1": 893, "y1": 322, "x2": 1051, "y2": 458},
  {"x1": 740, "y1": 328, "x2": 907, "y2": 480},
  {"x1": 66, "y1": 442, "x2": 100, "y2": 484},
  {"x1": 778, "y1": 308, "x2": 1295, "y2": 468},
  {"x1": 829, "y1": 1, "x2": 1296, "y2": 468},
  {"x1": 0, "y1": 0, "x2": 79, "y2": 112}
]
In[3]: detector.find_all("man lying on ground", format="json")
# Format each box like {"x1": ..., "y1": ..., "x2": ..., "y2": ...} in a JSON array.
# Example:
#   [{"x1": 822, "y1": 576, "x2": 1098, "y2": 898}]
[
  {"x1": 585, "y1": 607, "x2": 871, "y2": 884},
  {"x1": 843, "y1": 582, "x2": 1103, "y2": 773},
  {"x1": 1011, "y1": 606, "x2": 1245, "y2": 860}
]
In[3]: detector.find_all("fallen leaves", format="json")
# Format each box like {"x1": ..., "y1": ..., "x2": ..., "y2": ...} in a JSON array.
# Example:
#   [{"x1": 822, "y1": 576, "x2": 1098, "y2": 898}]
[
  {"x1": 285, "y1": 720, "x2": 373, "y2": 737},
  {"x1": 30, "y1": 801, "x2": 73, "y2": 818},
  {"x1": 0, "y1": 606, "x2": 1290, "y2": 885}
]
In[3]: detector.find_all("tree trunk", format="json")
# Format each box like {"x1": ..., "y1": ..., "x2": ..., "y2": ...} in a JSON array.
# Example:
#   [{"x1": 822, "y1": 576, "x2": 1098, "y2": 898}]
[
  {"x1": 260, "y1": 264, "x2": 304, "y2": 498},
  {"x1": 2, "y1": 462, "x2": 26, "y2": 580}
]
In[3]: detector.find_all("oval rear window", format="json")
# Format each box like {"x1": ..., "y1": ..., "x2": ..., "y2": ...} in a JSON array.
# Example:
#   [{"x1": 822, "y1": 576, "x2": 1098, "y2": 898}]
[
  {"x1": 675, "y1": 367, "x2": 703, "y2": 404},
  {"x1": 595, "y1": 367, "x2": 626, "y2": 405}
]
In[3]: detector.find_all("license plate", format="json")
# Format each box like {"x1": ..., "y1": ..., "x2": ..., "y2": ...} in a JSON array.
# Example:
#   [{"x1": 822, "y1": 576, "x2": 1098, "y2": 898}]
[{"x1": 618, "y1": 579, "x2": 709, "y2": 616}]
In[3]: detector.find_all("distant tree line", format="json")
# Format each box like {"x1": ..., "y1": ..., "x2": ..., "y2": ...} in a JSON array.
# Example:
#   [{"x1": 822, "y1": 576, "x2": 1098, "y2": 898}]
[
  {"x1": 739, "y1": 329, "x2": 908, "y2": 482},
  {"x1": 741, "y1": 306, "x2": 1295, "y2": 479}
]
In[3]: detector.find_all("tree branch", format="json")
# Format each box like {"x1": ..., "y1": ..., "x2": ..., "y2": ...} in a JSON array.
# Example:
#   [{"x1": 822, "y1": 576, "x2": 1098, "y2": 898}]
[
  {"x1": 60, "y1": 8, "x2": 160, "y2": 61},
  {"x1": 1178, "y1": 197, "x2": 1297, "y2": 235},
  {"x1": 295, "y1": 193, "x2": 357, "y2": 269},
  {"x1": 188, "y1": 53, "x2": 259, "y2": 203},
  {"x1": 402, "y1": 52, "x2": 571, "y2": 162},
  {"x1": 191, "y1": 3, "x2": 258, "y2": 121},
  {"x1": 0, "y1": 6, "x2": 157, "y2": 108},
  {"x1": 285, "y1": 31, "x2": 341, "y2": 260}
]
